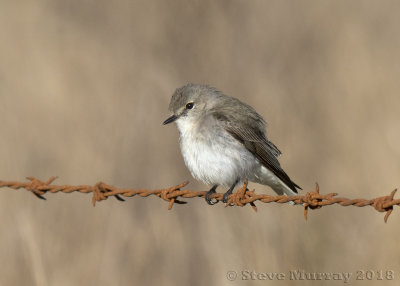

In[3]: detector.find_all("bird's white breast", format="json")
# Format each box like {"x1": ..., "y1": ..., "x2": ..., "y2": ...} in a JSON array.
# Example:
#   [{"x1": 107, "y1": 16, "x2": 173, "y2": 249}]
[{"x1": 176, "y1": 117, "x2": 256, "y2": 187}]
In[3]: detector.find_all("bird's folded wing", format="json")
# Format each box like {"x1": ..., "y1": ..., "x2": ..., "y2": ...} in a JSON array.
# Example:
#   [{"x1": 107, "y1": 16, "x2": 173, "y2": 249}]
[{"x1": 213, "y1": 113, "x2": 300, "y2": 192}]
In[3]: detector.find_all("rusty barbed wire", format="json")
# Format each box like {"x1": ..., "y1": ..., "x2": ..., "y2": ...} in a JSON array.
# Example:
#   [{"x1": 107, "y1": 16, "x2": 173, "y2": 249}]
[{"x1": 0, "y1": 177, "x2": 399, "y2": 222}]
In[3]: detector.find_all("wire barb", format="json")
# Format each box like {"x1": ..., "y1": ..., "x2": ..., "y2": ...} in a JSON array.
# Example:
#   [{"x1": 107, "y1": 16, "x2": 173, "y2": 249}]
[{"x1": 0, "y1": 177, "x2": 399, "y2": 222}]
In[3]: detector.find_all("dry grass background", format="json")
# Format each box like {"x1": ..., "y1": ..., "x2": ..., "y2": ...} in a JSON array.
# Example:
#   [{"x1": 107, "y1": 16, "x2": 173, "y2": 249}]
[{"x1": 1, "y1": 0, "x2": 400, "y2": 285}]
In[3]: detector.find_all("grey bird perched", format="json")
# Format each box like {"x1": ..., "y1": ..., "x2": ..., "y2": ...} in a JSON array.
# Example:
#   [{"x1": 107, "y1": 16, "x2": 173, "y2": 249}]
[{"x1": 163, "y1": 83, "x2": 301, "y2": 204}]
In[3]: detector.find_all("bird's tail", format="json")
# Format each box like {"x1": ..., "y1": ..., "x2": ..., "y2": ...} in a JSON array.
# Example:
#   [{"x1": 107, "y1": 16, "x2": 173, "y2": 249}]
[
  {"x1": 273, "y1": 178, "x2": 301, "y2": 196},
  {"x1": 255, "y1": 165, "x2": 301, "y2": 196}
]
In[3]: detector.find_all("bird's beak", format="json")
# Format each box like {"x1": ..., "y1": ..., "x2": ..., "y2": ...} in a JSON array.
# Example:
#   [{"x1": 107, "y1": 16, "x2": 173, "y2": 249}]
[{"x1": 163, "y1": 114, "x2": 178, "y2": 125}]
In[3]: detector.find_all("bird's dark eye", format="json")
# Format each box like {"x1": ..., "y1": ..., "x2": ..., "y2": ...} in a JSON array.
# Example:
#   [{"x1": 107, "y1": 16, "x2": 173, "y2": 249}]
[{"x1": 186, "y1": 102, "x2": 194, "y2": 109}]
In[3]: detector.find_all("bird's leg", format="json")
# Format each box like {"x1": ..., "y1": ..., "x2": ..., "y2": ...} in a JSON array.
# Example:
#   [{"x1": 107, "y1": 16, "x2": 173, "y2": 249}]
[
  {"x1": 205, "y1": 185, "x2": 218, "y2": 205},
  {"x1": 222, "y1": 178, "x2": 239, "y2": 203}
]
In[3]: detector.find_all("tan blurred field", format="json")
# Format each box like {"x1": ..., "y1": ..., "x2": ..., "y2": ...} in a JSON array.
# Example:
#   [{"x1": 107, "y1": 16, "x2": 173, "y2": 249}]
[{"x1": 1, "y1": 0, "x2": 400, "y2": 285}]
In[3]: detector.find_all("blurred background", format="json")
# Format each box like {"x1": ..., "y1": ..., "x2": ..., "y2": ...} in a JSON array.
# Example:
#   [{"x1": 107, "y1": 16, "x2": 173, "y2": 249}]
[{"x1": 1, "y1": 0, "x2": 400, "y2": 285}]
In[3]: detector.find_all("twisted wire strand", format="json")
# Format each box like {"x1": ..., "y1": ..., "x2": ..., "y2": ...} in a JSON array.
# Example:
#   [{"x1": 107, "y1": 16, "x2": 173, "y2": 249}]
[{"x1": 0, "y1": 177, "x2": 398, "y2": 222}]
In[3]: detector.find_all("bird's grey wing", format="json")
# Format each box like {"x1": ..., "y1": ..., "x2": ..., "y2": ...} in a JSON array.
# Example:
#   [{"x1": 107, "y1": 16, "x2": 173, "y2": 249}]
[
  {"x1": 212, "y1": 111, "x2": 281, "y2": 157},
  {"x1": 264, "y1": 139, "x2": 282, "y2": 158},
  {"x1": 213, "y1": 113, "x2": 301, "y2": 193}
]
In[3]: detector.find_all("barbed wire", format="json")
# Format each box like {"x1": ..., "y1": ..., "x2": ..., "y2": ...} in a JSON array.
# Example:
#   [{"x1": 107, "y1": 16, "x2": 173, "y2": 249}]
[{"x1": 0, "y1": 177, "x2": 398, "y2": 222}]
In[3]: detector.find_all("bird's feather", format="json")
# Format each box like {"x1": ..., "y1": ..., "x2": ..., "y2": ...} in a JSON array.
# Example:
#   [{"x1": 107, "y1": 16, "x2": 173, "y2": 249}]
[{"x1": 212, "y1": 110, "x2": 301, "y2": 193}]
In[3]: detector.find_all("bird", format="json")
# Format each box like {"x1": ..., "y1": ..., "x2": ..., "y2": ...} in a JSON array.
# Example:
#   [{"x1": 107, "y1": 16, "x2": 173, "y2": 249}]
[{"x1": 163, "y1": 83, "x2": 301, "y2": 204}]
